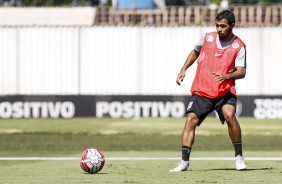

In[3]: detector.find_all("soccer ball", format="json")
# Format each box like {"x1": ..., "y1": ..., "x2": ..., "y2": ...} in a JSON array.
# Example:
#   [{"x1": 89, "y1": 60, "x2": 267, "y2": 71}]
[{"x1": 80, "y1": 148, "x2": 105, "y2": 174}]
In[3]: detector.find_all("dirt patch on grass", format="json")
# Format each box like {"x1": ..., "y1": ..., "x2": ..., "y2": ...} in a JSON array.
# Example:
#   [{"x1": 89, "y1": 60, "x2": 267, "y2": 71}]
[
  {"x1": 162, "y1": 130, "x2": 213, "y2": 136},
  {"x1": 99, "y1": 130, "x2": 120, "y2": 135},
  {"x1": 162, "y1": 131, "x2": 181, "y2": 135},
  {"x1": 0, "y1": 128, "x2": 22, "y2": 134}
]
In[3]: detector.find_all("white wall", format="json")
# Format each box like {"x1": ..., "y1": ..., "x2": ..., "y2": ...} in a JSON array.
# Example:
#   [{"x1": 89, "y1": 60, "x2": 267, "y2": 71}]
[
  {"x1": 0, "y1": 28, "x2": 17, "y2": 94},
  {"x1": 0, "y1": 26, "x2": 281, "y2": 95},
  {"x1": 0, "y1": 7, "x2": 96, "y2": 26},
  {"x1": 80, "y1": 27, "x2": 140, "y2": 95},
  {"x1": 18, "y1": 28, "x2": 79, "y2": 94}
]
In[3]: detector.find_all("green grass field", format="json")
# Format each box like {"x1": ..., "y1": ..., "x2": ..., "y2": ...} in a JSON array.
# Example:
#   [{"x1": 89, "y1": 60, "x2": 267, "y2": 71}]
[{"x1": 0, "y1": 117, "x2": 282, "y2": 184}]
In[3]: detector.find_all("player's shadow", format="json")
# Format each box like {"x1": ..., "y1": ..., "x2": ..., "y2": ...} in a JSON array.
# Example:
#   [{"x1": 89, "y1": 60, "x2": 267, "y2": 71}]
[
  {"x1": 208, "y1": 167, "x2": 272, "y2": 171},
  {"x1": 83, "y1": 172, "x2": 108, "y2": 175}
]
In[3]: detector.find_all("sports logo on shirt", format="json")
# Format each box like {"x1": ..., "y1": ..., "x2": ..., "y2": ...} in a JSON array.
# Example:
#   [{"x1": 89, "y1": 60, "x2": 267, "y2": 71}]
[
  {"x1": 232, "y1": 42, "x2": 239, "y2": 49},
  {"x1": 215, "y1": 53, "x2": 223, "y2": 57},
  {"x1": 206, "y1": 35, "x2": 214, "y2": 42}
]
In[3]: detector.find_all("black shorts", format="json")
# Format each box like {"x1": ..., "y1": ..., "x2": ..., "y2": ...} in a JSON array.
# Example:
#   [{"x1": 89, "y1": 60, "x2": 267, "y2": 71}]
[{"x1": 186, "y1": 93, "x2": 237, "y2": 126}]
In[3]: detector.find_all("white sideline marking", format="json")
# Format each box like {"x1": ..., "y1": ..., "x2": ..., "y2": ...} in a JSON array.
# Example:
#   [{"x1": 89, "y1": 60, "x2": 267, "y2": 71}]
[{"x1": 0, "y1": 157, "x2": 282, "y2": 161}]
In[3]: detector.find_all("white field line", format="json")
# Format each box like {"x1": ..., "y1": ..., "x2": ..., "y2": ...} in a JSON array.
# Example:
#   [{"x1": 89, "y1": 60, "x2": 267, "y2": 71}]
[{"x1": 0, "y1": 157, "x2": 282, "y2": 161}]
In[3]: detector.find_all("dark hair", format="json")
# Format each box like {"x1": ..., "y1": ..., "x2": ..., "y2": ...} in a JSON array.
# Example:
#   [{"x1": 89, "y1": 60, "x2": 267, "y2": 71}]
[{"x1": 216, "y1": 10, "x2": 235, "y2": 25}]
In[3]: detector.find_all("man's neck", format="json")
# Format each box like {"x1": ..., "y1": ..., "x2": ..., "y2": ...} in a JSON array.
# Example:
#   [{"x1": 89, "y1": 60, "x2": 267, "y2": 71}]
[{"x1": 219, "y1": 33, "x2": 234, "y2": 42}]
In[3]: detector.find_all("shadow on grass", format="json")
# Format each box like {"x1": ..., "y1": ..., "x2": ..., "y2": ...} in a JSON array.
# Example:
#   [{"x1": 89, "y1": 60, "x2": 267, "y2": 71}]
[
  {"x1": 208, "y1": 167, "x2": 273, "y2": 171},
  {"x1": 83, "y1": 172, "x2": 108, "y2": 175}
]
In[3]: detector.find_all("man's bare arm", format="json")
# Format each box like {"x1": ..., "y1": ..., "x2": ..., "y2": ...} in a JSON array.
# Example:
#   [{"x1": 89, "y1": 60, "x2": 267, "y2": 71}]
[
  {"x1": 213, "y1": 66, "x2": 246, "y2": 83},
  {"x1": 176, "y1": 49, "x2": 200, "y2": 85}
]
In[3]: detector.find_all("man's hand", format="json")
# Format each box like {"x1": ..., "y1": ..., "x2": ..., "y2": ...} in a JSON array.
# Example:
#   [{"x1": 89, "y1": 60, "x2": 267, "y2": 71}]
[
  {"x1": 176, "y1": 71, "x2": 186, "y2": 85},
  {"x1": 213, "y1": 72, "x2": 229, "y2": 83}
]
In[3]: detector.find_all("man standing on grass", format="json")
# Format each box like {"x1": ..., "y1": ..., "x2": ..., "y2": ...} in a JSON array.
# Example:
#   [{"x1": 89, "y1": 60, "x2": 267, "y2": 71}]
[{"x1": 170, "y1": 10, "x2": 247, "y2": 172}]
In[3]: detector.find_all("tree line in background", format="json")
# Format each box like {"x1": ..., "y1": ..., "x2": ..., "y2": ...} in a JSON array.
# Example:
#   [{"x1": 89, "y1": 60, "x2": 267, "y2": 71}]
[{"x1": 1, "y1": 0, "x2": 281, "y2": 8}]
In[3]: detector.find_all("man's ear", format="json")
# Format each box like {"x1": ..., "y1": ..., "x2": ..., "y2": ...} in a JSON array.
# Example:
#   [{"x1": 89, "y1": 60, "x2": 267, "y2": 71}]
[{"x1": 231, "y1": 23, "x2": 235, "y2": 28}]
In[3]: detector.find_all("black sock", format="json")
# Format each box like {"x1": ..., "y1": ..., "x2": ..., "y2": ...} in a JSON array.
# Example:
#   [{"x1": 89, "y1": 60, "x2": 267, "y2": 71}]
[
  {"x1": 233, "y1": 142, "x2": 243, "y2": 156},
  {"x1": 182, "y1": 146, "x2": 192, "y2": 161}
]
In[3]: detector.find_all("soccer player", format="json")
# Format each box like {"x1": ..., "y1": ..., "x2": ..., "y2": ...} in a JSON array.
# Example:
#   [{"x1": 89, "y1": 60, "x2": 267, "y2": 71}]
[{"x1": 169, "y1": 10, "x2": 247, "y2": 172}]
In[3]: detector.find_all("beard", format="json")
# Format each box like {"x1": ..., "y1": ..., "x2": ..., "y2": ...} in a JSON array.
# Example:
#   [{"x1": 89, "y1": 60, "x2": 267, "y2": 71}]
[{"x1": 218, "y1": 29, "x2": 232, "y2": 41}]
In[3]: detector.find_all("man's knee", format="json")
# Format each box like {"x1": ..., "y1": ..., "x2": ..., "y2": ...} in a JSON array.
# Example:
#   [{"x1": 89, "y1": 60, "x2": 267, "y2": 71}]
[
  {"x1": 186, "y1": 113, "x2": 199, "y2": 126},
  {"x1": 222, "y1": 105, "x2": 237, "y2": 124},
  {"x1": 224, "y1": 111, "x2": 235, "y2": 122},
  {"x1": 224, "y1": 112, "x2": 240, "y2": 128}
]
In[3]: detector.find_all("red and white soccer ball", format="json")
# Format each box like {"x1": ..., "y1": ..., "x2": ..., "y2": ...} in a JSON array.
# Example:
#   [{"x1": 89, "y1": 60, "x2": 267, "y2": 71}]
[{"x1": 80, "y1": 148, "x2": 105, "y2": 174}]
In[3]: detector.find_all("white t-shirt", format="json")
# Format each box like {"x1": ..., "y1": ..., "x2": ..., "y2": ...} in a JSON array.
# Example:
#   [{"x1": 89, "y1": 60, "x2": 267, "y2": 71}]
[{"x1": 194, "y1": 34, "x2": 247, "y2": 69}]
